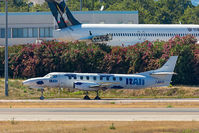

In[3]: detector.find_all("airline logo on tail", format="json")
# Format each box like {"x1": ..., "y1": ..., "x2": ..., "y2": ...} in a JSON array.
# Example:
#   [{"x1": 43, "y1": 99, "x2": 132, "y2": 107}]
[{"x1": 45, "y1": 0, "x2": 80, "y2": 29}]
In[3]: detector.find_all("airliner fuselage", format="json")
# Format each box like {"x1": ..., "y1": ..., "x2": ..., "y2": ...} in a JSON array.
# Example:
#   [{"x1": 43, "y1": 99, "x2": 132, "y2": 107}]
[{"x1": 54, "y1": 24, "x2": 199, "y2": 46}]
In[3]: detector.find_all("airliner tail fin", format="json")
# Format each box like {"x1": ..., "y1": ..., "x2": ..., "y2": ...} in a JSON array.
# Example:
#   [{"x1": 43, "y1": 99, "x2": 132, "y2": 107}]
[{"x1": 45, "y1": 0, "x2": 81, "y2": 29}]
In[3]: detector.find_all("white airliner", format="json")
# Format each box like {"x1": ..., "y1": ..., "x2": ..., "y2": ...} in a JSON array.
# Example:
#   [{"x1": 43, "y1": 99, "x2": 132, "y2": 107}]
[
  {"x1": 23, "y1": 56, "x2": 178, "y2": 100},
  {"x1": 46, "y1": 0, "x2": 199, "y2": 46}
]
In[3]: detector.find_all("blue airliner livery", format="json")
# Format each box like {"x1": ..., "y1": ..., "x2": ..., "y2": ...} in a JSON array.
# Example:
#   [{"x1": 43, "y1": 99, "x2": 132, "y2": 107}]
[
  {"x1": 23, "y1": 56, "x2": 178, "y2": 100},
  {"x1": 45, "y1": 0, "x2": 199, "y2": 46}
]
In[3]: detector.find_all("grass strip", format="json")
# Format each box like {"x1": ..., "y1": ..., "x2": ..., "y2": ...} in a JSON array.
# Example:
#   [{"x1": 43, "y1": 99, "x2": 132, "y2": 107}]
[{"x1": 0, "y1": 121, "x2": 199, "y2": 133}]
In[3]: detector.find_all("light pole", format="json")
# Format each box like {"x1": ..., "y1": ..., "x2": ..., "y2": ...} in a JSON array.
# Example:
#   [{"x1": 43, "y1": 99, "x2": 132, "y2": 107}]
[
  {"x1": 80, "y1": 0, "x2": 82, "y2": 11},
  {"x1": 5, "y1": 0, "x2": 8, "y2": 96}
]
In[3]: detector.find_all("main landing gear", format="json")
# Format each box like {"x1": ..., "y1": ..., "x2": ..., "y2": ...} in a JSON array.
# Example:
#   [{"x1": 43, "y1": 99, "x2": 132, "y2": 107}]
[
  {"x1": 83, "y1": 91, "x2": 91, "y2": 100},
  {"x1": 94, "y1": 90, "x2": 101, "y2": 100},
  {"x1": 83, "y1": 91, "x2": 101, "y2": 100},
  {"x1": 40, "y1": 88, "x2": 45, "y2": 100}
]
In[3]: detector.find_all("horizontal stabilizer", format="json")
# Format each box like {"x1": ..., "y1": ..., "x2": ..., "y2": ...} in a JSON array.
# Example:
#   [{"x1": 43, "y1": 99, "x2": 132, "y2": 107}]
[{"x1": 150, "y1": 72, "x2": 177, "y2": 75}]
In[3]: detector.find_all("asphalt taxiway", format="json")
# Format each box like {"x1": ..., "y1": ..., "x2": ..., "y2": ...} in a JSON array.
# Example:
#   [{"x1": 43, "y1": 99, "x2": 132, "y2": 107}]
[
  {"x1": 0, "y1": 108, "x2": 199, "y2": 121},
  {"x1": 1, "y1": 98, "x2": 199, "y2": 103}
]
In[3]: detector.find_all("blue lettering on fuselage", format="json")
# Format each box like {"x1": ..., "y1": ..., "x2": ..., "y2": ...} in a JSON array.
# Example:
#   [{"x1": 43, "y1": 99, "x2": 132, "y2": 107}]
[
  {"x1": 49, "y1": 80, "x2": 58, "y2": 83},
  {"x1": 126, "y1": 78, "x2": 145, "y2": 85}
]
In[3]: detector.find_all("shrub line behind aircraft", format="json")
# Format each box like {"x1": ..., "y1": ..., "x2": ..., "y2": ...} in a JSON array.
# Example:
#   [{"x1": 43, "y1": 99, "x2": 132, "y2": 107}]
[
  {"x1": 23, "y1": 56, "x2": 178, "y2": 100},
  {"x1": 45, "y1": 0, "x2": 199, "y2": 46}
]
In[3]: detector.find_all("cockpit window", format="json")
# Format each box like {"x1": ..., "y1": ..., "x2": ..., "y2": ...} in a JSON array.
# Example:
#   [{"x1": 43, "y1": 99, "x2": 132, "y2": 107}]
[
  {"x1": 44, "y1": 74, "x2": 58, "y2": 78},
  {"x1": 53, "y1": 75, "x2": 57, "y2": 78},
  {"x1": 44, "y1": 74, "x2": 51, "y2": 78}
]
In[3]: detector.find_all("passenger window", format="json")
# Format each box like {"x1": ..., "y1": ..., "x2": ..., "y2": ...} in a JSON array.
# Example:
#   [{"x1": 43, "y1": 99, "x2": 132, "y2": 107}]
[
  {"x1": 113, "y1": 77, "x2": 116, "y2": 81},
  {"x1": 68, "y1": 76, "x2": 72, "y2": 80},
  {"x1": 93, "y1": 76, "x2": 96, "y2": 80},
  {"x1": 86, "y1": 76, "x2": 89, "y2": 80},
  {"x1": 106, "y1": 77, "x2": 109, "y2": 81},
  {"x1": 100, "y1": 77, "x2": 103, "y2": 80},
  {"x1": 119, "y1": 77, "x2": 123, "y2": 81},
  {"x1": 74, "y1": 76, "x2": 77, "y2": 80},
  {"x1": 80, "y1": 76, "x2": 83, "y2": 80}
]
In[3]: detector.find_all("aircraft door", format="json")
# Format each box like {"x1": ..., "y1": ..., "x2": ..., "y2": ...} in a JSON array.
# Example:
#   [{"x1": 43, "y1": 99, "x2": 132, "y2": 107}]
[
  {"x1": 59, "y1": 79, "x2": 64, "y2": 88},
  {"x1": 142, "y1": 31, "x2": 146, "y2": 41},
  {"x1": 137, "y1": 31, "x2": 141, "y2": 40},
  {"x1": 49, "y1": 75, "x2": 59, "y2": 87}
]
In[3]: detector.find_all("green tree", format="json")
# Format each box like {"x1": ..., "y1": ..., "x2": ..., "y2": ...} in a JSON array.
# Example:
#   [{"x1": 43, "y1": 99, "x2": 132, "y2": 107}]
[{"x1": 180, "y1": 6, "x2": 199, "y2": 24}]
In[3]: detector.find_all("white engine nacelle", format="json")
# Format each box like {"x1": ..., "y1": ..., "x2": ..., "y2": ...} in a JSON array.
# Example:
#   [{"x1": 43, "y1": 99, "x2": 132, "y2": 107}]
[{"x1": 74, "y1": 81, "x2": 99, "y2": 91}]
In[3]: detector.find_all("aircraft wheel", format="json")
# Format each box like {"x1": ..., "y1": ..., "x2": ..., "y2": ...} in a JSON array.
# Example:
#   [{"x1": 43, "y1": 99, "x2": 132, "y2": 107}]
[
  {"x1": 94, "y1": 96, "x2": 101, "y2": 100},
  {"x1": 83, "y1": 95, "x2": 91, "y2": 100},
  {"x1": 40, "y1": 96, "x2": 45, "y2": 100}
]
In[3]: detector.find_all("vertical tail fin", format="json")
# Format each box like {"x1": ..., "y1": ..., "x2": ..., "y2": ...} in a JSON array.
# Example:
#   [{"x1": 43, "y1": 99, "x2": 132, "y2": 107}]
[
  {"x1": 45, "y1": 0, "x2": 81, "y2": 29},
  {"x1": 155, "y1": 56, "x2": 178, "y2": 73},
  {"x1": 150, "y1": 56, "x2": 178, "y2": 87}
]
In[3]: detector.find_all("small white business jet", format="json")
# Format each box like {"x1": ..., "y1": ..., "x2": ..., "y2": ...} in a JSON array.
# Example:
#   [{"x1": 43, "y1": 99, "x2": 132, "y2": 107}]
[
  {"x1": 23, "y1": 56, "x2": 178, "y2": 100},
  {"x1": 46, "y1": 0, "x2": 199, "y2": 46}
]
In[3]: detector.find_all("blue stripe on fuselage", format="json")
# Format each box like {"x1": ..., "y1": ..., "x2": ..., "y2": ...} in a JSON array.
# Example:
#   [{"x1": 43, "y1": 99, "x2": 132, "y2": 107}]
[{"x1": 126, "y1": 78, "x2": 145, "y2": 85}]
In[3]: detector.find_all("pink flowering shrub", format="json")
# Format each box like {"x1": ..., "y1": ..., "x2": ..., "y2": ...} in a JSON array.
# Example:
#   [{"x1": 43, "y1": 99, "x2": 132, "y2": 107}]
[{"x1": 0, "y1": 35, "x2": 198, "y2": 85}]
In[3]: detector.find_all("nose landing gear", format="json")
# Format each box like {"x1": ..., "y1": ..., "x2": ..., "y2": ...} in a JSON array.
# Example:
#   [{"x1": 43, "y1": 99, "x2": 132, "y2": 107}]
[{"x1": 40, "y1": 88, "x2": 45, "y2": 100}]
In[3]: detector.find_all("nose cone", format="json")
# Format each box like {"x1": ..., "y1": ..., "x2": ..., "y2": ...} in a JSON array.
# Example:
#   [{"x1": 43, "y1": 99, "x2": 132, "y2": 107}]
[
  {"x1": 22, "y1": 79, "x2": 34, "y2": 86},
  {"x1": 22, "y1": 78, "x2": 45, "y2": 88}
]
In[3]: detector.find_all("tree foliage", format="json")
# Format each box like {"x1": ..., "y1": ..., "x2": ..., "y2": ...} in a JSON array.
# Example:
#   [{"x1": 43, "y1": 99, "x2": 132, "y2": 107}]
[{"x1": 0, "y1": 0, "x2": 198, "y2": 24}]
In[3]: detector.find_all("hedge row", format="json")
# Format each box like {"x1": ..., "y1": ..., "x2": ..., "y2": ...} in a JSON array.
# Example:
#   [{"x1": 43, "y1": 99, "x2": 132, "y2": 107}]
[{"x1": 0, "y1": 35, "x2": 199, "y2": 85}]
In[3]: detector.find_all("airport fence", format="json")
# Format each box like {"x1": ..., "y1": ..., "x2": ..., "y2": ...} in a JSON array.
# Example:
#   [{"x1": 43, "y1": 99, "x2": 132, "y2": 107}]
[{"x1": 0, "y1": 35, "x2": 198, "y2": 85}]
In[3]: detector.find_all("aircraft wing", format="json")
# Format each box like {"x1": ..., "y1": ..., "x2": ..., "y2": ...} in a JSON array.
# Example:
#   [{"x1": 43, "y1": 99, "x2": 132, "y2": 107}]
[
  {"x1": 74, "y1": 81, "x2": 120, "y2": 90},
  {"x1": 97, "y1": 82, "x2": 120, "y2": 88}
]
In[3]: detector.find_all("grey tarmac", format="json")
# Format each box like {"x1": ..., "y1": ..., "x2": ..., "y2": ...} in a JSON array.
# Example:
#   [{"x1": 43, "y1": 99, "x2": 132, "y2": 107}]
[
  {"x1": 0, "y1": 108, "x2": 199, "y2": 121},
  {"x1": 1, "y1": 98, "x2": 199, "y2": 103}
]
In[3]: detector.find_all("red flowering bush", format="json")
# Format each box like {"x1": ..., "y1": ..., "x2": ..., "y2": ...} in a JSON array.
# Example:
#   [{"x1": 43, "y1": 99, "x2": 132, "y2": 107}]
[
  {"x1": 8, "y1": 41, "x2": 107, "y2": 78},
  {"x1": 0, "y1": 35, "x2": 198, "y2": 85}
]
